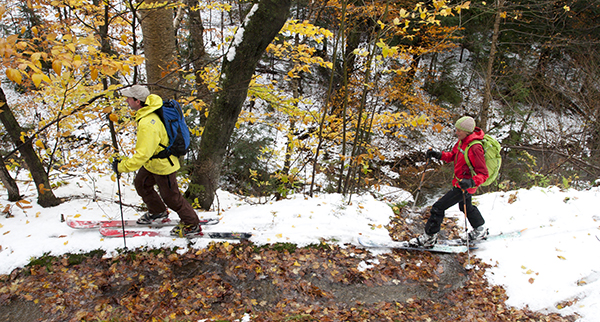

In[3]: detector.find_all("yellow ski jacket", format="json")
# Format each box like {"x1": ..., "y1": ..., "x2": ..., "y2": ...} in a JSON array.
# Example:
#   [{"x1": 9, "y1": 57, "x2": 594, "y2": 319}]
[{"x1": 117, "y1": 94, "x2": 180, "y2": 175}]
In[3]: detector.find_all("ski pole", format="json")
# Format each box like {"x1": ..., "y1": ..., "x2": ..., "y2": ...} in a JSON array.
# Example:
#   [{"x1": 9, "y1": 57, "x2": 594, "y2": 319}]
[
  {"x1": 462, "y1": 189, "x2": 473, "y2": 270},
  {"x1": 108, "y1": 114, "x2": 127, "y2": 249},
  {"x1": 412, "y1": 157, "x2": 430, "y2": 211}
]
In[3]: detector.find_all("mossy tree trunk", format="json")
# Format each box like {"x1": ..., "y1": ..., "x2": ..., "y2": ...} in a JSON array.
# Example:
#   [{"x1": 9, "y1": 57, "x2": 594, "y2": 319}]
[
  {"x1": 0, "y1": 86, "x2": 61, "y2": 207},
  {"x1": 0, "y1": 152, "x2": 20, "y2": 202},
  {"x1": 187, "y1": 0, "x2": 292, "y2": 210}
]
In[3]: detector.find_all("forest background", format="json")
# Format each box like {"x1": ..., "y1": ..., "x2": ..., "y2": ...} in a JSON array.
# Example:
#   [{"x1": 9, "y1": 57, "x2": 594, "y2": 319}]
[
  {"x1": 0, "y1": 0, "x2": 599, "y2": 216},
  {"x1": 0, "y1": 1, "x2": 599, "y2": 320}
]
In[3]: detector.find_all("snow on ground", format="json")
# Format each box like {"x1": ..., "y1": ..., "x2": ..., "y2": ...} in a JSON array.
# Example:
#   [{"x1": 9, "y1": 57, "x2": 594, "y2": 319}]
[{"x1": 0, "y1": 174, "x2": 599, "y2": 321}]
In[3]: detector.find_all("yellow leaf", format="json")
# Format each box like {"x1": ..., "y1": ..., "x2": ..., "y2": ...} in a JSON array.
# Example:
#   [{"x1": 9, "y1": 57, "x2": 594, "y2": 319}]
[
  {"x1": 432, "y1": 123, "x2": 444, "y2": 133},
  {"x1": 64, "y1": 241, "x2": 68, "y2": 245},
  {"x1": 399, "y1": 8, "x2": 409, "y2": 18},
  {"x1": 35, "y1": 139, "x2": 45, "y2": 149},
  {"x1": 52, "y1": 60, "x2": 62, "y2": 75},
  {"x1": 32, "y1": 73, "x2": 44, "y2": 87},
  {"x1": 74, "y1": 214, "x2": 81, "y2": 218},
  {"x1": 557, "y1": 255, "x2": 566, "y2": 260},
  {"x1": 276, "y1": 233, "x2": 283, "y2": 238},
  {"x1": 109, "y1": 113, "x2": 119, "y2": 122},
  {"x1": 6, "y1": 68, "x2": 22, "y2": 84},
  {"x1": 91, "y1": 68, "x2": 98, "y2": 80}
]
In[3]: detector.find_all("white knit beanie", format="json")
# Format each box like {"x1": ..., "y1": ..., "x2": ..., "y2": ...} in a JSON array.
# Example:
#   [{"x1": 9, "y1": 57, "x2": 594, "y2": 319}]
[{"x1": 455, "y1": 116, "x2": 475, "y2": 133}]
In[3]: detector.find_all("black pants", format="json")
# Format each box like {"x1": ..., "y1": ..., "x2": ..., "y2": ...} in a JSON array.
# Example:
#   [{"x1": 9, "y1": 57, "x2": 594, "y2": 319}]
[{"x1": 424, "y1": 187, "x2": 485, "y2": 235}]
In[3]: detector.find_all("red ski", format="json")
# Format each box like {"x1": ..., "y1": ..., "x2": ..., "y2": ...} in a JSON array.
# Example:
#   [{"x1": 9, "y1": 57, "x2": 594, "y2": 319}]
[
  {"x1": 99, "y1": 228, "x2": 252, "y2": 240},
  {"x1": 67, "y1": 217, "x2": 219, "y2": 229}
]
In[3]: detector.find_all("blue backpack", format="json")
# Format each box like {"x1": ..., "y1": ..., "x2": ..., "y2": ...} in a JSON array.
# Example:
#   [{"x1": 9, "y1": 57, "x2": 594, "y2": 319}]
[{"x1": 152, "y1": 99, "x2": 191, "y2": 162}]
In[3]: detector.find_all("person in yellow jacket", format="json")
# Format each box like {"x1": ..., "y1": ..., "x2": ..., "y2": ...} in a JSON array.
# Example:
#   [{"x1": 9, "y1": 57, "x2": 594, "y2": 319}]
[{"x1": 114, "y1": 85, "x2": 202, "y2": 237}]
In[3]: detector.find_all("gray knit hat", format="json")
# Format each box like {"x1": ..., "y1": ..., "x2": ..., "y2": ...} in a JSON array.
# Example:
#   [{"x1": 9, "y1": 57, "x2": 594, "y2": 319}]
[
  {"x1": 455, "y1": 116, "x2": 475, "y2": 133},
  {"x1": 121, "y1": 85, "x2": 150, "y2": 102}
]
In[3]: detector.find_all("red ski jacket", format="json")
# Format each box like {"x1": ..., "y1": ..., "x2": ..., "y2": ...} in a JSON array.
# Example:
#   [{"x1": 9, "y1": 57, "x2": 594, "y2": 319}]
[{"x1": 440, "y1": 127, "x2": 489, "y2": 194}]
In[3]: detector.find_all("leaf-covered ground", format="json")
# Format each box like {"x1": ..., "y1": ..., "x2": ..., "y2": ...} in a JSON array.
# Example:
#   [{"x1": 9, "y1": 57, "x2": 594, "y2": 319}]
[
  {"x1": 0, "y1": 243, "x2": 578, "y2": 321},
  {"x1": 0, "y1": 211, "x2": 579, "y2": 321}
]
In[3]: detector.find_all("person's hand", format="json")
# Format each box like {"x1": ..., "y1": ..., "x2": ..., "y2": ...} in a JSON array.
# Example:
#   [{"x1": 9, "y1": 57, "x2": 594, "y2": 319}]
[
  {"x1": 426, "y1": 148, "x2": 442, "y2": 160},
  {"x1": 112, "y1": 158, "x2": 120, "y2": 178},
  {"x1": 459, "y1": 178, "x2": 475, "y2": 190}
]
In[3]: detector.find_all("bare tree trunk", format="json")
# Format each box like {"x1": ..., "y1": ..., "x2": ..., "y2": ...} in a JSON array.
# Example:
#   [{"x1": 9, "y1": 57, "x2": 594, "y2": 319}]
[
  {"x1": 187, "y1": 0, "x2": 292, "y2": 210},
  {"x1": 139, "y1": 0, "x2": 179, "y2": 98},
  {"x1": 187, "y1": 0, "x2": 211, "y2": 103},
  {"x1": 0, "y1": 86, "x2": 61, "y2": 207},
  {"x1": 480, "y1": 0, "x2": 504, "y2": 132}
]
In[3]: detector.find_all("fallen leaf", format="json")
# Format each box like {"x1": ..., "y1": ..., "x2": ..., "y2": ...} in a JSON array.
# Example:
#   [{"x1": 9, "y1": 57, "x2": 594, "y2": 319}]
[
  {"x1": 528, "y1": 278, "x2": 535, "y2": 284},
  {"x1": 16, "y1": 200, "x2": 33, "y2": 209}
]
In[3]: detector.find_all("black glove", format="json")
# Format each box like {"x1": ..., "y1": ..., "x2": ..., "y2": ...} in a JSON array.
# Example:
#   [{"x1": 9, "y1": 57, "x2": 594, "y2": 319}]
[
  {"x1": 112, "y1": 159, "x2": 120, "y2": 178},
  {"x1": 459, "y1": 178, "x2": 475, "y2": 190},
  {"x1": 426, "y1": 149, "x2": 442, "y2": 160}
]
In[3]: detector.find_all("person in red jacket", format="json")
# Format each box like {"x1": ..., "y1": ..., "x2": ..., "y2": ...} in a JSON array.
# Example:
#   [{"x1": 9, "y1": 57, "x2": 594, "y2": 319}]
[{"x1": 409, "y1": 116, "x2": 489, "y2": 247}]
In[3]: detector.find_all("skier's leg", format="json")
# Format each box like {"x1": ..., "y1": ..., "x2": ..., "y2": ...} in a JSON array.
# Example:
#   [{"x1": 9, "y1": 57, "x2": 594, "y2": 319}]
[
  {"x1": 424, "y1": 187, "x2": 463, "y2": 235},
  {"x1": 134, "y1": 167, "x2": 167, "y2": 214},
  {"x1": 458, "y1": 192, "x2": 485, "y2": 229},
  {"x1": 154, "y1": 172, "x2": 200, "y2": 226}
]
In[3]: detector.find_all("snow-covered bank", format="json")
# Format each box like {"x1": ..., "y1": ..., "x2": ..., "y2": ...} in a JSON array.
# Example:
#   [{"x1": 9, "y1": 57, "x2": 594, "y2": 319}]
[{"x1": 0, "y1": 175, "x2": 598, "y2": 321}]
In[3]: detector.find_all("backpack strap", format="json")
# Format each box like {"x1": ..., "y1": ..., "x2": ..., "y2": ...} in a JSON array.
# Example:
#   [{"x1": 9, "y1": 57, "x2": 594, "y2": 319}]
[
  {"x1": 462, "y1": 140, "x2": 482, "y2": 177},
  {"x1": 148, "y1": 109, "x2": 175, "y2": 166},
  {"x1": 150, "y1": 144, "x2": 174, "y2": 166}
]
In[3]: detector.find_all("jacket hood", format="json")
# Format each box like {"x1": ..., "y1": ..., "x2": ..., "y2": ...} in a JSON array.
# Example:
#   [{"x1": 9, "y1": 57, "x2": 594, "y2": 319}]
[
  {"x1": 135, "y1": 94, "x2": 163, "y2": 121},
  {"x1": 462, "y1": 127, "x2": 485, "y2": 145}
]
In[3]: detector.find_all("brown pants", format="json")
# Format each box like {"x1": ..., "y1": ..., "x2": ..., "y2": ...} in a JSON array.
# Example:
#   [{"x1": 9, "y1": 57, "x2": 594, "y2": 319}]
[{"x1": 134, "y1": 167, "x2": 199, "y2": 225}]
